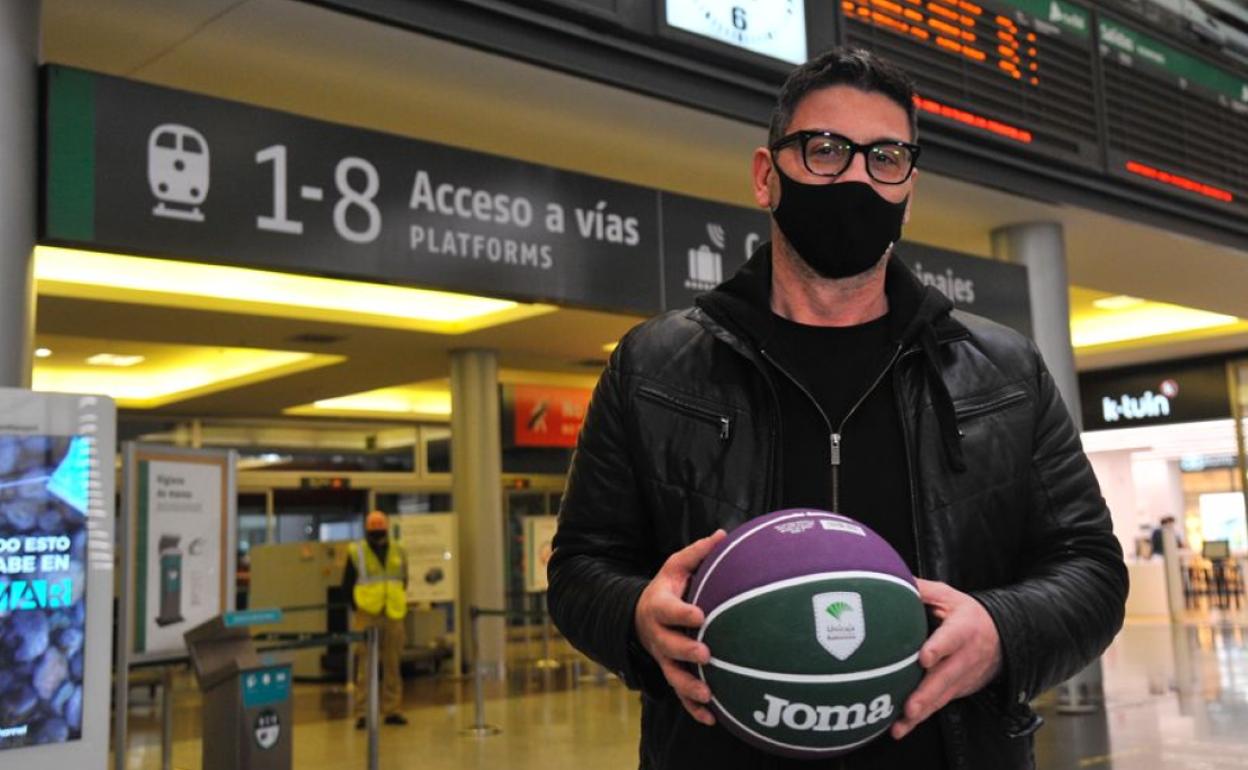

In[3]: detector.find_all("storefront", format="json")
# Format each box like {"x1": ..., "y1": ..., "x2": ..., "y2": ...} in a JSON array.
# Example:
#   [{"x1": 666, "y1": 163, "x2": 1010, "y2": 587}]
[{"x1": 1080, "y1": 354, "x2": 1248, "y2": 616}]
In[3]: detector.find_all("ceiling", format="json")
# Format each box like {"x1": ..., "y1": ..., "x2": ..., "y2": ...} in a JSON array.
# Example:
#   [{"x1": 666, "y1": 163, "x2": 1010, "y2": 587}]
[{"x1": 35, "y1": 0, "x2": 1248, "y2": 420}]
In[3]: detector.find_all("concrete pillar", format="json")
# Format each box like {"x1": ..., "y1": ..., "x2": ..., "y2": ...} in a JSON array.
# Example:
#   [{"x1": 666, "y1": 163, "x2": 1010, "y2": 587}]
[
  {"x1": 990, "y1": 222, "x2": 1081, "y2": 429},
  {"x1": 993, "y1": 222, "x2": 1107, "y2": 712},
  {"x1": 0, "y1": 0, "x2": 39, "y2": 387},
  {"x1": 1161, "y1": 526, "x2": 1185, "y2": 622},
  {"x1": 450, "y1": 349, "x2": 505, "y2": 674}
]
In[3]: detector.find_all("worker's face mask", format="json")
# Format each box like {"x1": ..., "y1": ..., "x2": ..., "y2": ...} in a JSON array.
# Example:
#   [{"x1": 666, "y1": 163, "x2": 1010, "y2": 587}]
[
  {"x1": 770, "y1": 164, "x2": 908, "y2": 279},
  {"x1": 366, "y1": 531, "x2": 388, "y2": 548}
]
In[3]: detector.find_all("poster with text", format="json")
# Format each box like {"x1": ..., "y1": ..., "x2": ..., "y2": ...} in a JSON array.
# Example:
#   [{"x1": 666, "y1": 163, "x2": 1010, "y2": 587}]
[
  {"x1": 0, "y1": 435, "x2": 92, "y2": 751},
  {"x1": 398, "y1": 514, "x2": 456, "y2": 604},
  {"x1": 133, "y1": 454, "x2": 232, "y2": 657},
  {"x1": 523, "y1": 516, "x2": 559, "y2": 593}
]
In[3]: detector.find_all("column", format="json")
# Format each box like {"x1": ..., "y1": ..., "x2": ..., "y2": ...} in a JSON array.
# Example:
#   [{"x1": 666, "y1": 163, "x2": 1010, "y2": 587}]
[
  {"x1": 0, "y1": 0, "x2": 38, "y2": 387},
  {"x1": 992, "y1": 222, "x2": 1105, "y2": 713},
  {"x1": 990, "y1": 222, "x2": 1081, "y2": 429},
  {"x1": 450, "y1": 349, "x2": 506, "y2": 674}
]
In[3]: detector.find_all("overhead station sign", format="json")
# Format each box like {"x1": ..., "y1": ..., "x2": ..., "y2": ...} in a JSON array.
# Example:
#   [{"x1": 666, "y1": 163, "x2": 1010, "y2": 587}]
[
  {"x1": 42, "y1": 66, "x2": 765, "y2": 317},
  {"x1": 41, "y1": 65, "x2": 1030, "y2": 330}
]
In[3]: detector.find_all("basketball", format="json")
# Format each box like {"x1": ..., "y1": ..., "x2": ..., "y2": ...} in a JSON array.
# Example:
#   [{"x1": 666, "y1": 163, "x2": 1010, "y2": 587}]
[{"x1": 685, "y1": 508, "x2": 927, "y2": 759}]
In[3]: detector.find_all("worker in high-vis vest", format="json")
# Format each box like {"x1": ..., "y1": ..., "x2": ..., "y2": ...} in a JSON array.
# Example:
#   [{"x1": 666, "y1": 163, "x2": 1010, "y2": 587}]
[{"x1": 341, "y1": 510, "x2": 409, "y2": 728}]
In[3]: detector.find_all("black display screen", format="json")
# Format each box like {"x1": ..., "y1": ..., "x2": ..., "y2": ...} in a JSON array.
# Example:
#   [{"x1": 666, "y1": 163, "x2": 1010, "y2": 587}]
[
  {"x1": 841, "y1": 0, "x2": 1102, "y2": 168},
  {"x1": 1097, "y1": 13, "x2": 1248, "y2": 217}
]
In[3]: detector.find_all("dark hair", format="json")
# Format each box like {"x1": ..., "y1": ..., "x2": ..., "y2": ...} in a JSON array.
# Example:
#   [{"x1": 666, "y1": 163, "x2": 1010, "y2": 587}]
[{"x1": 768, "y1": 48, "x2": 918, "y2": 147}]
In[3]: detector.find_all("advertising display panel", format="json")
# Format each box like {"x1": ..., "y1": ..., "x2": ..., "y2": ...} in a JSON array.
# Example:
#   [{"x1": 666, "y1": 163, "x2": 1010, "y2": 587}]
[
  {"x1": 397, "y1": 514, "x2": 456, "y2": 604},
  {"x1": 506, "y1": 385, "x2": 593, "y2": 449},
  {"x1": 123, "y1": 445, "x2": 236, "y2": 661},
  {"x1": 0, "y1": 390, "x2": 115, "y2": 769},
  {"x1": 523, "y1": 516, "x2": 560, "y2": 593}
]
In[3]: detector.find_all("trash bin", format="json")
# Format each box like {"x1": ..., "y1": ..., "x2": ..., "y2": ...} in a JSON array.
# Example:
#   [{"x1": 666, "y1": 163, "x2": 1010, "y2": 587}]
[{"x1": 184, "y1": 611, "x2": 293, "y2": 770}]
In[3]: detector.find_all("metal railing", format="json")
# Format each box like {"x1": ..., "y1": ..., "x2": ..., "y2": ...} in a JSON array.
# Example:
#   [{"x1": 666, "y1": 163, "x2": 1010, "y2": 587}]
[{"x1": 459, "y1": 605, "x2": 610, "y2": 737}]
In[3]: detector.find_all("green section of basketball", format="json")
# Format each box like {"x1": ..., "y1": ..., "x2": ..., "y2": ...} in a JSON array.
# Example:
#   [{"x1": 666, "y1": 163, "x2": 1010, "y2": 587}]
[
  {"x1": 703, "y1": 659, "x2": 922, "y2": 752},
  {"x1": 702, "y1": 577, "x2": 925, "y2": 674}
]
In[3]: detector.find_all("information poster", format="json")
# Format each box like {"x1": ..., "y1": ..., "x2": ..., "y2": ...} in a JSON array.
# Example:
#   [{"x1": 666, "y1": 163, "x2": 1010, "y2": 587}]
[
  {"x1": 126, "y1": 446, "x2": 235, "y2": 659},
  {"x1": 0, "y1": 390, "x2": 115, "y2": 768},
  {"x1": 523, "y1": 516, "x2": 559, "y2": 593},
  {"x1": 397, "y1": 514, "x2": 456, "y2": 604}
]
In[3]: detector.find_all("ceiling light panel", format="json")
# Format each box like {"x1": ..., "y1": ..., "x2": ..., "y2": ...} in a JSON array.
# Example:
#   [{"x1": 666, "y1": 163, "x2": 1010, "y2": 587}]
[{"x1": 34, "y1": 246, "x2": 556, "y2": 333}]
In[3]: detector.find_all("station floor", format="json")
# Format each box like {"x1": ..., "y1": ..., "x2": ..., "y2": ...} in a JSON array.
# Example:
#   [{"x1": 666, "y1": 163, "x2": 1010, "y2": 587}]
[{"x1": 121, "y1": 617, "x2": 1248, "y2": 770}]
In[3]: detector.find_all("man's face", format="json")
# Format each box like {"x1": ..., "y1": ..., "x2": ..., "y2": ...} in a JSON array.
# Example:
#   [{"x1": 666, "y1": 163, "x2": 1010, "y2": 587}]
[
  {"x1": 752, "y1": 85, "x2": 917, "y2": 214},
  {"x1": 367, "y1": 529, "x2": 388, "y2": 548}
]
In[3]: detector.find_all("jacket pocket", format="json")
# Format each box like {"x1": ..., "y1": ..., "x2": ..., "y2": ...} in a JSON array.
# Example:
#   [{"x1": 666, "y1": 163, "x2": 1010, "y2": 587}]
[
  {"x1": 638, "y1": 386, "x2": 732, "y2": 440},
  {"x1": 954, "y1": 388, "x2": 1028, "y2": 425}
]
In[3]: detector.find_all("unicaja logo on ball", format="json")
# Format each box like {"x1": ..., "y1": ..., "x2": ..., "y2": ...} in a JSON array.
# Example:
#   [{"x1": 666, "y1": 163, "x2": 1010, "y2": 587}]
[
  {"x1": 825, "y1": 601, "x2": 852, "y2": 620},
  {"x1": 813, "y1": 592, "x2": 864, "y2": 660}
]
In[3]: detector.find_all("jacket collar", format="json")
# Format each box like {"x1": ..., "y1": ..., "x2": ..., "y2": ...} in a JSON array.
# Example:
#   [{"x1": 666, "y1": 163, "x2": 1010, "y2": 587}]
[
  {"x1": 695, "y1": 241, "x2": 965, "y2": 349},
  {"x1": 695, "y1": 242, "x2": 968, "y2": 472}
]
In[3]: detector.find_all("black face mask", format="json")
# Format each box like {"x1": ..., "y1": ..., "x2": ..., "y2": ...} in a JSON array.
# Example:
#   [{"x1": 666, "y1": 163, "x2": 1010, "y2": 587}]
[
  {"x1": 771, "y1": 163, "x2": 908, "y2": 279},
  {"x1": 366, "y1": 532, "x2": 388, "y2": 549}
]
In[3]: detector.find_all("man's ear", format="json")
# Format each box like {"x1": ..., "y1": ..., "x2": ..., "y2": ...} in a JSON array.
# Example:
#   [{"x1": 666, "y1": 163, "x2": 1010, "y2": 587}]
[{"x1": 752, "y1": 147, "x2": 775, "y2": 209}]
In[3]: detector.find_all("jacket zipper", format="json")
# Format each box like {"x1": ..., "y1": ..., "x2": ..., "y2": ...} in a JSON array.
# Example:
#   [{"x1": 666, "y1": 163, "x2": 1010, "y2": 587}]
[
  {"x1": 761, "y1": 343, "x2": 904, "y2": 513},
  {"x1": 954, "y1": 389, "x2": 1027, "y2": 421},
  {"x1": 637, "y1": 386, "x2": 731, "y2": 440}
]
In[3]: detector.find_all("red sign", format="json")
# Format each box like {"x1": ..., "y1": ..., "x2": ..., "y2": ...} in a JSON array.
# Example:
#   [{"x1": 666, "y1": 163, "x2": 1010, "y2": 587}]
[{"x1": 512, "y1": 385, "x2": 591, "y2": 448}]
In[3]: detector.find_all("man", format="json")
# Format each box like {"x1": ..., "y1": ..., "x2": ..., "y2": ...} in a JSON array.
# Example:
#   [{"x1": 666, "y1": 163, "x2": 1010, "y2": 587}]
[
  {"x1": 1151, "y1": 515, "x2": 1184, "y2": 557},
  {"x1": 341, "y1": 510, "x2": 409, "y2": 728},
  {"x1": 548, "y1": 48, "x2": 1127, "y2": 769}
]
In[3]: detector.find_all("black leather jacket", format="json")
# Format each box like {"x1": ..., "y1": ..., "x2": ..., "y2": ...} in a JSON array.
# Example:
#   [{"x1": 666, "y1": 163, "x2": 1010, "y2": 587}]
[{"x1": 548, "y1": 247, "x2": 1128, "y2": 770}]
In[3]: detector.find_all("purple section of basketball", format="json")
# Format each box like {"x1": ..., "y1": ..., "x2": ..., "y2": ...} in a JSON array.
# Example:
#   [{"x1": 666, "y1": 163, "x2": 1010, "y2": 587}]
[{"x1": 685, "y1": 508, "x2": 914, "y2": 615}]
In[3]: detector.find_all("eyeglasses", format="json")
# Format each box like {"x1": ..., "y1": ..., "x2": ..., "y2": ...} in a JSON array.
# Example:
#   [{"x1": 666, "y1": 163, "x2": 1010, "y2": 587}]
[{"x1": 770, "y1": 130, "x2": 921, "y2": 185}]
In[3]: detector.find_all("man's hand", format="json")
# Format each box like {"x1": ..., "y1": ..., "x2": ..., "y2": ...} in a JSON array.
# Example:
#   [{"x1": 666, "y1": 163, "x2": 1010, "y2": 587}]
[
  {"x1": 634, "y1": 530, "x2": 727, "y2": 726},
  {"x1": 891, "y1": 578, "x2": 1002, "y2": 739}
]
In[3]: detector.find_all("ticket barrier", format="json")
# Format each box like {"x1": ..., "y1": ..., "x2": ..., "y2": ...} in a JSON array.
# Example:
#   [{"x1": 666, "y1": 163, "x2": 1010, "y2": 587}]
[{"x1": 185, "y1": 611, "x2": 293, "y2": 770}]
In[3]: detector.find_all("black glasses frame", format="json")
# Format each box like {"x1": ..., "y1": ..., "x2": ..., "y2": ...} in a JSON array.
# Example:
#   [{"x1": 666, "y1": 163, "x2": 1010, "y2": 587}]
[{"x1": 770, "y1": 130, "x2": 921, "y2": 185}]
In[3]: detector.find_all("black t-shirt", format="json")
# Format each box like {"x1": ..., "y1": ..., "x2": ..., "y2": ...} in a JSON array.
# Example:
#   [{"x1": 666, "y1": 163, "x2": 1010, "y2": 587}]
[{"x1": 762, "y1": 311, "x2": 946, "y2": 770}]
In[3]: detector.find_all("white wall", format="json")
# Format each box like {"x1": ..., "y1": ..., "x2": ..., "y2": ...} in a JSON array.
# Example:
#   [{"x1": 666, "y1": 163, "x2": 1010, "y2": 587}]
[
  {"x1": 1132, "y1": 457, "x2": 1186, "y2": 534},
  {"x1": 1087, "y1": 449, "x2": 1143, "y2": 558},
  {"x1": 1087, "y1": 450, "x2": 1187, "y2": 559}
]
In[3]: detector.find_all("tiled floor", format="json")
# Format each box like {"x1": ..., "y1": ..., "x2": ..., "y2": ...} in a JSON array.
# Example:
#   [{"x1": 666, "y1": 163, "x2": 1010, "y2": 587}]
[{"x1": 121, "y1": 618, "x2": 1248, "y2": 769}]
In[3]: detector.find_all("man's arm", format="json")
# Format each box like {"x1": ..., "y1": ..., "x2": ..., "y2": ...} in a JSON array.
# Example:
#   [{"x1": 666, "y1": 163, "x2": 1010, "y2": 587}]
[
  {"x1": 546, "y1": 345, "x2": 721, "y2": 724},
  {"x1": 894, "y1": 347, "x2": 1127, "y2": 739},
  {"x1": 547, "y1": 349, "x2": 662, "y2": 691},
  {"x1": 969, "y1": 351, "x2": 1128, "y2": 721}
]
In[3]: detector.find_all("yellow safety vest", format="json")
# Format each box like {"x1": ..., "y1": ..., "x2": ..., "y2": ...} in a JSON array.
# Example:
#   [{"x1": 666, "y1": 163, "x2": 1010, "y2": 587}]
[{"x1": 350, "y1": 541, "x2": 407, "y2": 620}]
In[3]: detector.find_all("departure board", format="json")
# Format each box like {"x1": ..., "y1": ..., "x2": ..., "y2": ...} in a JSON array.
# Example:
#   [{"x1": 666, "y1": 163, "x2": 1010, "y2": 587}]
[
  {"x1": 842, "y1": 0, "x2": 1101, "y2": 168},
  {"x1": 1098, "y1": 14, "x2": 1248, "y2": 217}
]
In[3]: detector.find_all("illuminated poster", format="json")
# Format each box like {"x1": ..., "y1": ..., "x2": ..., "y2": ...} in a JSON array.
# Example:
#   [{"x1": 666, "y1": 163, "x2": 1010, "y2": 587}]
[
  {"x1": 398, "y1": 514, "x2": 456, "y2": 604},
  {"x1": 509, "y1": 385, "x2": 592, "y2": 448},
  {"x1": 0, "y1": 436, "x2": 91, "y2": 750},
  {"x1": 524, "y1": 516, "x2": 559, "y2": 593},
  {"x1": 133, "y1": 454, "x2": 232, "y2": 657}
]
